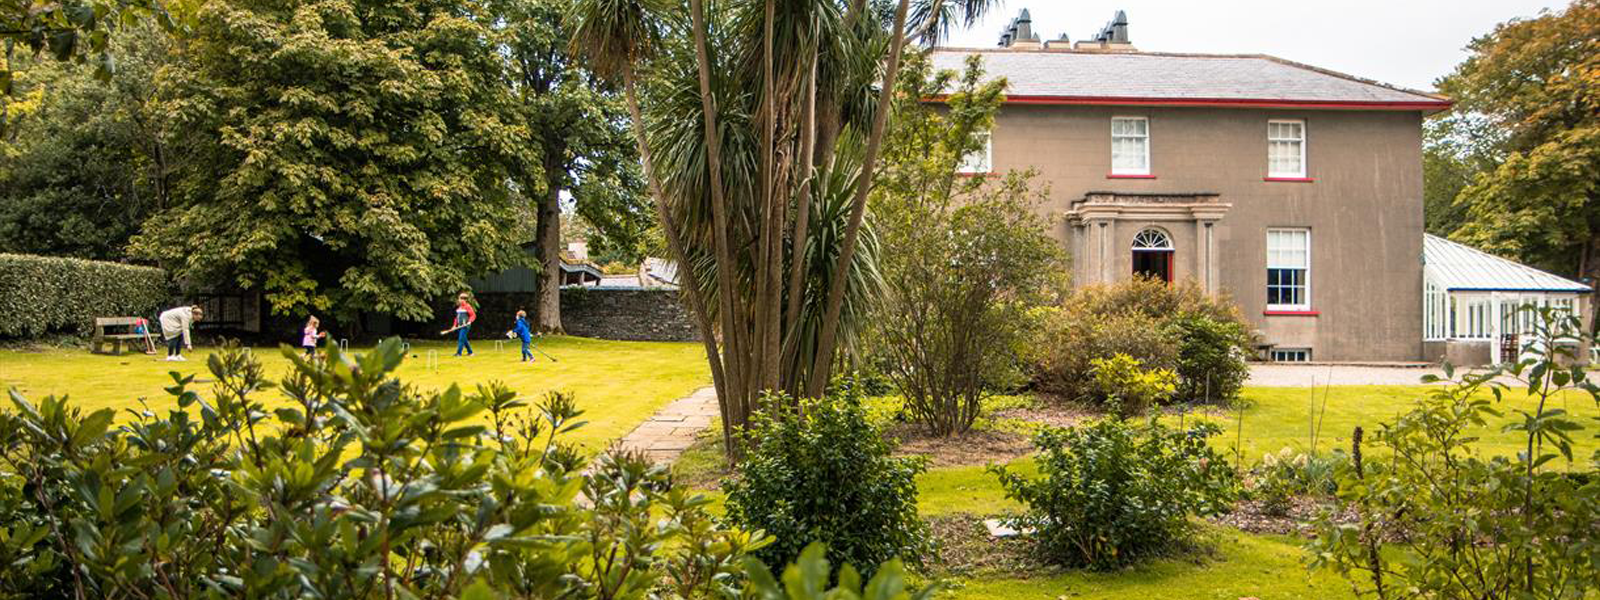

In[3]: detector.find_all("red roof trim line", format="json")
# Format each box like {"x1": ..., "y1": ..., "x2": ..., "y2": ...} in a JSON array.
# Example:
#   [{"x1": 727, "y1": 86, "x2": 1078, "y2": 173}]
[
  {"x1": 1264, "y1": 177, "x2": 1316, "y2": 183},
  {"x1": 955, "y1": 172, "x2": 996, "y2": 178},
  {"x1": 1107, "y1": 173, "x2": 1157, "y2": 179},
  {"x1": 928, "y1": 95, "x2": 1452, "y2": 110},
  {"x1": 1264, "y1": 310, "x2": 1321, "y2": 316}
]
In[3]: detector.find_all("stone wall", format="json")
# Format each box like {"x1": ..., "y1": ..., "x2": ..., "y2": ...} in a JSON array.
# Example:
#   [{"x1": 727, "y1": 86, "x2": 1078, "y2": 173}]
[{"x1": 452, "y1": 288, "x2": 698, "y2": 342}]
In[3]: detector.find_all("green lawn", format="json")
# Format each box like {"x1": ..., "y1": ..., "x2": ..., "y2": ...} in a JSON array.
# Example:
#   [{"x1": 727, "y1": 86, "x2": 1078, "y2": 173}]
[
  {"x1": 914, "y1": 384, "x2": 1599, "y2": 518},
  {"x1": 0, "y1": 336, "x2": 711, "y2": 452},
  {"x1": 935, "y1": 529, "x2": 1353, "y2": 600},
  {"x1": 1188, "y1": 384, "x2": 1598, "y2": 464}
]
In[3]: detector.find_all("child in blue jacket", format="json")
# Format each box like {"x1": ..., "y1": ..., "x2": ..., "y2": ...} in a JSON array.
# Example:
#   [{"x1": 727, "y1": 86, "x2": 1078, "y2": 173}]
[{"x1": 507, "y1": 310, "x2": 534, "y2": 363}]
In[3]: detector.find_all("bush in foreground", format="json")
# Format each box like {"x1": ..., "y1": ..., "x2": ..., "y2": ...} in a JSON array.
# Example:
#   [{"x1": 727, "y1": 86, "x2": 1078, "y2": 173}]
[
  {"x1": 990, "y1": 418, "x2": 1236, "y2": 570},
  {"x1": 1309, "y1": 308, "x2": 1600, "y2": 599},
  {"x1": 724, "y1": 384, "x2": 930, "y2": 578},
  {"x1": 0, "y1": 340, "x2": 769, "y2": 598}
]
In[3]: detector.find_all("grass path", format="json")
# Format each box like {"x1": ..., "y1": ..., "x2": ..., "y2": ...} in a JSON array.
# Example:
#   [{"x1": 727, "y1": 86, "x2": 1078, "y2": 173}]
[{"x1": 0, "y1": 336, "x2": 711, "y2": 452}]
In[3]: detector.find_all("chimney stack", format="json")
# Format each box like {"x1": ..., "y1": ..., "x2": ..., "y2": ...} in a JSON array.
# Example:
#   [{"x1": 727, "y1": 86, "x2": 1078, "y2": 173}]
[
  {"x1": 997, "y1": 8, "x2": 1041, "y2": 48},
  {"x1": 1076, "y1": 9, "x2": 1136, "y2": 52}
]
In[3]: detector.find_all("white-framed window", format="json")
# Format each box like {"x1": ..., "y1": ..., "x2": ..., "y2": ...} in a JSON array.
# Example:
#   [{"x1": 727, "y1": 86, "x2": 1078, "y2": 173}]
[
  {"x1": 1270, "y1": 348, "x2": 1311, "y2": 362},
  {"x1": 1424, "y1": 278, "x2": 1448, "y2": 341},
  {"x1": 1267, "y1": 119, "x2": 1306, "y2": 178},
  {"x1": 1111, "y1": 116, "x2": 1150, "y2": 175},
  {"x1": 1452, "y1": 296, "x2": 1492, "y2": 339},
  {"x1": 1266, "y1": 228, "x2": 1310, "y2": 310},
  {"x1": 957, "y1": 131, "x2": 992, "y2": 174}
]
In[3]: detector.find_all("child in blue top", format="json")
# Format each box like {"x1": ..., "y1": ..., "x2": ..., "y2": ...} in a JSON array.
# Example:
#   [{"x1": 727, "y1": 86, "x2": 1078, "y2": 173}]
[{"x1": 507, "y1": 310, "x2": 534, "y2": 363}]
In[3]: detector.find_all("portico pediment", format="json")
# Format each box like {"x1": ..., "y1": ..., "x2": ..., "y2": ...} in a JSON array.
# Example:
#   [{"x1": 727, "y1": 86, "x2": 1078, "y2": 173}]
[{"x1": 1064, "y1": 192, "x2": 1231, "y2": 224}]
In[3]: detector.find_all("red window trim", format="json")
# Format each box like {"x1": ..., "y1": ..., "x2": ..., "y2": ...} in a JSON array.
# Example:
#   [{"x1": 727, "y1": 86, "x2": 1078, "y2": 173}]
[
  {"x1": 1264, "y1": 310, "x2": 1320, "y2": 316},
  {"x1": 1264, "y1": 176, "x2": 1316, "y2": 182},
  {"x1": 1107, "y1": 173, "x2": 1157, "y2": 179}
]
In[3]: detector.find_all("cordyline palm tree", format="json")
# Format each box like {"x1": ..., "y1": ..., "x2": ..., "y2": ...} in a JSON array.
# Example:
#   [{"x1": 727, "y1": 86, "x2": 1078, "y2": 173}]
[{"x1": 568, "y1": 0, "x2": 993, "y2": 459}]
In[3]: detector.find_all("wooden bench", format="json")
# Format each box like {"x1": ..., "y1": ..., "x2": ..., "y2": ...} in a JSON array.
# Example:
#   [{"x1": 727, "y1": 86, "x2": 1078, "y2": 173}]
[{"x1": 93, "y1": 317, "x2": 155, "y2": 356}]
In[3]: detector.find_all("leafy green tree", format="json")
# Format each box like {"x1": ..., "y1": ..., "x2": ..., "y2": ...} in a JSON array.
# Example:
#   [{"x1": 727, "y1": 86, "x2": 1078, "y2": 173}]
[
  {"x1": 869, "y1": 52, "x2": 1064, "y2": 436},
  {"x1": 492, "y1": 0, "x2": 650, "y2": 332},
  {"x1": 130, "y1": 0, "x2": 535, "y2": 323},
  {"x1": 570, "y1": 0, "x2": 1001, "y2": 458},
  {"x1": 1442, "y1": 0, "x2": 1600, "y2": 328},
  {"x1": 1422, "y1": 113, "x2": 1501, "y2": 237},
  {"x1": 0, "y1": 24, "x2": 182, "y2": 259},
  {"x1": 0, "y1": 0, "x2": 180, "y2": 97}
]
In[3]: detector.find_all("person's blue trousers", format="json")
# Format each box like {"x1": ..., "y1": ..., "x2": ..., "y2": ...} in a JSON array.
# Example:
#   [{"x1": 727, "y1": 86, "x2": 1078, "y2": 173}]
[
  {"x1": 455, "y1": 324, "x2": 473, "y2": 356},
  {"x1": 521, "y1": 337, "x2": 533, "y2": 361}
]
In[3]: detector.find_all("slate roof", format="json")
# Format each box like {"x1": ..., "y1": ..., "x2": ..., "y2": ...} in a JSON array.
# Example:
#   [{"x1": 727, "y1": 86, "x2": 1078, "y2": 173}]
[
  {"x1": 1424, "y1": 234, "x2": 1590, "y2": 293},
  {"x1": 929, "y1": 49, "x2": 1449, "y2": 108}
]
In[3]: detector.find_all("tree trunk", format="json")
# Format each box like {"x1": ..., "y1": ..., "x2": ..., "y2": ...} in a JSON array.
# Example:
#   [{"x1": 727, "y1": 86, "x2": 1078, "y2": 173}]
[
  {"x1": 535, "y1": 147, "x2": 565, "y2": 333},
  {"x1": 1585, "y1": 235, "x2": 1599, "y2": 336},
  {"x1": 805, "y1": 0, "x2": 913, "y2": 397},
  {"x1": 621, "y1": 66, "x2": 735, "y2": 458},
  {"x1": 690, "y1": 0, "x2": 750, "y2": 455}
]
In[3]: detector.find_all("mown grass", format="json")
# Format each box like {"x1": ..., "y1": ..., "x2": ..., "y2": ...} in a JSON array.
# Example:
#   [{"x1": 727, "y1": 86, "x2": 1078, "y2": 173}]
[
  {"x1": 932, "y1": 528, "x2": 1354, "y2": 600},
  {"x1": 914, "y1": 383, "x2": 1599, "y2": 518},
  {"x1": 0, "y1": 336, "x2": 711, "y2": 452},
  {"x1": 1188, "y1": 384, "x2": 1598, "y2": 464}
]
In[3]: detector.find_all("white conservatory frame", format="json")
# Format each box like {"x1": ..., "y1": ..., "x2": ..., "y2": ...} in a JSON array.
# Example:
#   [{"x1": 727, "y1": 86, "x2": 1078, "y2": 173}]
[{"x1": 1422, "y1": 235, "x2": 1590, "y2": 365}]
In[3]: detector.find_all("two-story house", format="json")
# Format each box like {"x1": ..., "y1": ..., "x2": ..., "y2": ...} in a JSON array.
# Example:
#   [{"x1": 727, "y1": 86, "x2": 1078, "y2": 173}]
[{"x1": 932, "y1": 11, "x2": 1466, "y2": 362}]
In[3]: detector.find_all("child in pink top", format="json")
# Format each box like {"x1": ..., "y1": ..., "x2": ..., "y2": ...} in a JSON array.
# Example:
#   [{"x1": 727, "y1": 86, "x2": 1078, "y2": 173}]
[{"x1": 302, "y1": 316, "x2": 327, "y2": 358}]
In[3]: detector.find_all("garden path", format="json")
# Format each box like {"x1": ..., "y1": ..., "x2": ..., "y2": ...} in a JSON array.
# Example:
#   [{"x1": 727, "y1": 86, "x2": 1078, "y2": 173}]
[{"x1": 617, "y1": 385, "x2": 718, "y2": 464}]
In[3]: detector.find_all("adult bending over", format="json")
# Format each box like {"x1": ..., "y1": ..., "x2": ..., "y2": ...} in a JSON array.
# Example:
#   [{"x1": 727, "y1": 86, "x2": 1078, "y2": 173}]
[{"x1": 159, "y1": 305, "x2": 203, "y2": 361}]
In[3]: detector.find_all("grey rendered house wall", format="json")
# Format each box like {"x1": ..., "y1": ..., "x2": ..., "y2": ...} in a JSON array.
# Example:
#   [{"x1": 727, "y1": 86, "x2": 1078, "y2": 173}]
[{"x1": 990, "y1": 104, "x2": 1426, "y2": 361}]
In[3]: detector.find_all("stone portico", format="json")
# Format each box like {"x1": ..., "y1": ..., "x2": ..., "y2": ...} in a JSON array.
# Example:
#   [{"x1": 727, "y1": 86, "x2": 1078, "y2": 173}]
[{"x1": 1064, "y1": 192, "x2": 1231, "y2": 292}]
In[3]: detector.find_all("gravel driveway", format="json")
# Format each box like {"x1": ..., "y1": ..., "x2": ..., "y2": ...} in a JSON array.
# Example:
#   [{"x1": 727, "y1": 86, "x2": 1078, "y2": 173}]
[{"x1": 1247, "y1": 364, "x2": 1452, "y2": 387}]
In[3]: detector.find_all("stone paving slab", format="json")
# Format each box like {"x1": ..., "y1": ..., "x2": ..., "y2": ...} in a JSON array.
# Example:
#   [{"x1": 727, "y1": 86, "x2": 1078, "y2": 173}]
[{"x1": 617, "y1": 385, "x2": 720, "y2": 465}]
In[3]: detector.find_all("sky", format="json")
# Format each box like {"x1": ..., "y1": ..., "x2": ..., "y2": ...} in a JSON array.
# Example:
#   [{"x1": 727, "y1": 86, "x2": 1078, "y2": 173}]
[{"x1": 941, "y1": 0, "x2": 1569, "y2": 92}]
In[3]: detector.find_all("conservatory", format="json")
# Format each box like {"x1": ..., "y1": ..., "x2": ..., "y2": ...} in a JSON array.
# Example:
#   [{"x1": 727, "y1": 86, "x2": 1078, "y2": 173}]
[{"x1": 1422, "y1": 234, "x2": 1591, "y2": 366}]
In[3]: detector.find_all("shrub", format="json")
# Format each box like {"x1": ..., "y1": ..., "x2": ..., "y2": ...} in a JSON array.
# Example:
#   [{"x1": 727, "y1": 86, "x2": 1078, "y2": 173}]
[
  {"x1": 1248, "y1": 448, "x2": 1348, "y2": 516},
  {"x1": 724, "y1": 384, "x2": 930, "y2": 577},
  {"x1": 1308, "y1": 307, "x2": 1600, "y2": 599},
  {"x1": 1088, "y1": 353, "x2": 1177, "y2": 418},
  {"x1": 990, "y1": 418, "x2": 1236, "y2": 570},
  {"x1": 1029, "y1": 306, "x2": 1177, "y2": 403},
  {"x1": 0, "y1": 340, "x2": 767, "y2": 598},
  {"x1": 1168, "y1": 313, "x2": 1252, "y2": 403},
  {"x1": 870, "y1": 53, "x2": 1065, "y2": 436},
  {"x1": 0, "y1": 253, "x2": 169, "y2": 338},
  {"x1": 1029, "y1": 278, "x2": 1251, "y2": 406},
  {"x1": 742, "y1": 543, "x2": 936, "y2": 600}
]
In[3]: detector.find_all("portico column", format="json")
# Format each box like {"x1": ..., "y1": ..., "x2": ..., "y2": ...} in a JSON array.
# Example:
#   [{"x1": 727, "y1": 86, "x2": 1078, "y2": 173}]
[{"x1": 1098, "y1": 220, "x2": 1114, "y2": 284}]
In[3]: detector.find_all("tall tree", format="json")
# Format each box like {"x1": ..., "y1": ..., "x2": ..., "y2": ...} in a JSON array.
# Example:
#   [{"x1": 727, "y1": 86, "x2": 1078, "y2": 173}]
[
  {"x1": 871, "y1": 52, "x2": 1065, "y2": 437},
  {"x1": 131, "y1": 0, "x2": 535, "y2": 322},
  {"x1": 1443, "y1": 0, "x2": 1600, "y2": 327},
  {"x1": 492, "y1": 0, "x2": 650, "y2": 332},
  {"x1": 571, "y1": 0, "x2": 999, "y2": 458},
  {"x1": 0, "y1": 24, "x2": 184, "y2": 259}
]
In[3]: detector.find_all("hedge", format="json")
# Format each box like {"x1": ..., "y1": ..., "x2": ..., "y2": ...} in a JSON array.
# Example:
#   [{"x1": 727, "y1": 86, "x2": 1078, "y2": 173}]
[{"x1": 0, "y1": 253, "x2": 170, "y2": 338}]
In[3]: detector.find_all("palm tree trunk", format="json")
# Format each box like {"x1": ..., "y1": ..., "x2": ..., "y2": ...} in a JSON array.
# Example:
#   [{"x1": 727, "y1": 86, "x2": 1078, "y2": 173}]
[
  {"x1": 621, "y1": 66, "x2": 734, "y2": 454},
  {"x1": 805, "y1": 0, "x2": 913, "y2": 397},
  {"x1": 781, "y1": 57, "x2": 818, "y2": 393},
  {"x1": 690, "y1": 0, "x2": 750, "y2": 448},
  {"x1": 754, "y1": 0, "x2": 781, "y2": 393}
]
